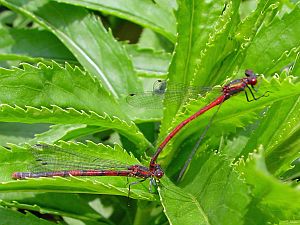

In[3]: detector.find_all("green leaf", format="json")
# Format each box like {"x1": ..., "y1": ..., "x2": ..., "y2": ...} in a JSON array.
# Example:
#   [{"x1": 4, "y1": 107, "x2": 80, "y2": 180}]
[
  {"x1": 234, "y1": 0, "x2": 279, "y2": 51},
  {"x1": 174, "y1": 152, "x2": 250, "y2": 225},
  {"x1": 234, "y1": 75, "x2": 300, "y2": 176},
  {"x1": 0, "y1": 27, "x2": 171, "y2": 78},
  {"x1": 0, "y1": 104, "x2": 150, "y2": 153},
  {"x1": 238, "y1": 151, "x2": 300, "y2": 222},
  {"x1": 0, "y1": 122, "x2": 50, "y2": 145},
  {"x1": 1, "y1": 1, "x2": 300, "y2": 224},
  {"x1": 160, "y1": 0, "x2": 235, "y2": 137},
  {"x1": 0, "y1": 62, "x2": 150, "y2": 151},
  {"x1": 0, "y1": 142, "x2": 157, "y2": 201},
  {"x1": 138, "y1": 28, "x2": 174, "y2": 52},
  {"x1": 242, "y1": 4, "x2": 300, "y2": 75},
  {"x1": 63, "y1": 217, "x2": 109, "y2": 225},
  {"x1": 0, "y1": 27, "x2": 76, "y2": 64},
  {"x1": 125, "y1": 44, "x2": 171, "y2": 78},
  {"x1": 0, "y1": 61, "x2": 122, "y2": 118},
  {"x1": 53, "y1": 0, "x2": 176, "y2": 42},
  {"x1": 0, "y1": 192, "x2": 102, "y2": 221},
  {"x1": 0, "y1": 206, "x2": 54, "y2": 225},
  {"x1": 190, "y1": 0, "x2": 281, "y2": 88},
  {"x1": 282, "y1": 158, "x2": 300, "y2": 181},
  {"x1": 192, "y1": 1, "x2": 241, "y2": 86},
  {"x1": 29, "y1": 124, "x2": 93, "y2": 144},
  {"x1": 279, "y1": 220, "x2": 300, "y2": 225},
  {"x1": 159, "y1": 177, "x2": 210, "y2": 225},
  {"x1": 158, "y1": 75, "x2": 300, "y2": 168},
  {"x1": 1, "y1": 0, "x2": 140, "y2": 98}
]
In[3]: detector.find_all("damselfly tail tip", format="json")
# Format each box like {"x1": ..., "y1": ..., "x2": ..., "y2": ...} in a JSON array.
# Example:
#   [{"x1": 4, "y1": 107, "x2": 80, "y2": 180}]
[{"x1": 12, "y1": 172, "x2": 23, "y2": 179}]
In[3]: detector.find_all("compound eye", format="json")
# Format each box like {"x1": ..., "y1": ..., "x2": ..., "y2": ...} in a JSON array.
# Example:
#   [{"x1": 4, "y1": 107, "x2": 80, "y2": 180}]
[
  {"x1": 247, "y1": 77, "x2": 257, "y2": 85},
  {"x1": 245, "y1": 69, "x2": 253, "y2": 77},
  {"x1": 250, "y1": 78, "x2": 257, "y2": 85},
  {"x1": 155, "y1": 170, "x2": 164, "y2": 179}
]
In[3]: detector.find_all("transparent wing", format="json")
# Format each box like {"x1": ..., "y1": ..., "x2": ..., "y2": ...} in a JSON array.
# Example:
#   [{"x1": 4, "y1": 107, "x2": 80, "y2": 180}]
[
  {"x1": 28, "y1": 144, "x2": 130, "y2": 172},
  {"x1": 127, "y1": 80, "x2": 215, "y2": 109},
  {"x1": 126, "y1": 92, "x2": 164, "y2": 109}
]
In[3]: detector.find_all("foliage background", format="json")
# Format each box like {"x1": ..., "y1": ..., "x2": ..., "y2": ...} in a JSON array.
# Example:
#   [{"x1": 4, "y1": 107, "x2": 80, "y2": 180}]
[{"x1": 0, "y1": 0, "x2": 299, "y2": 224}]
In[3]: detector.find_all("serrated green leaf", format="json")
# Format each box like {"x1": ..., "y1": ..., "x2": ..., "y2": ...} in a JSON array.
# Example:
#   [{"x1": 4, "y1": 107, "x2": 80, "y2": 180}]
[
  {"x1": 191, "y1": 0, "x2": 281, "y2": 88},
  {"x1": 242, "y1": 5, "x2": 300, "y2": 75},
  {"x1": 0, "y1": 62, "x2": 121, "y2": 117},
  {"x1": 265, "y1": 123, "x2": 300, "y2": 177},
  {"x1": 237, "y1": 151, "x2": 300, "y2": 222},
  {"x1": 192, "y1": 1, "x2": 241, "y2": 86},
  {"x1": 232, "y1": 75, "x2": 300, "y2": 176},
  {"x1": 221, "y1": 135, "x2": 249, "y2": 160},
  {"x1": 174, "y1": 152, "x2": 250, "y2": 225},
  {"x1": 1, "y1": 1, "x2": 300, "y2": 224},
  {"x1": 0, "y1": 63, "x2": 150, "y2": 152},
  {"x1": 0, "y1": 0, "x2": 140, "y2": 98},
  {"x1": 158, "y1": 177, "x2": 209, "y2": 225},
  {"x1": 158, "y1": 75, "x2": 300, "y2": 170},
  {"x1": 235, "y1": 0, "x2": 279, "y2": 47},
  {"x1": 53, "y1": 0, "x2": 176, "y2": 42},
  {"x1": 244, "y1": 100, "x2": 299, "y2": 176},
  {"x1": 0, "y1": 104, "x2": 150, "y2": 154},
  {"x1": 0, "y1": 27, "x2": 171, "y2": 78},
  {"x1": 0, "y1": 142, "x2": 157, "y2": 201},
  {"x1": 160, "y1": 0, "x2": 236, "y2": 137}
]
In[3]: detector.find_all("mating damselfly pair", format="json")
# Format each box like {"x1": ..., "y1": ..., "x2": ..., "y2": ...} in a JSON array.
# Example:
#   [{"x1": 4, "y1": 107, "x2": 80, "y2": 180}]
[{"x1": 13, "y1": 70, "x2": 269, "y2": 190}]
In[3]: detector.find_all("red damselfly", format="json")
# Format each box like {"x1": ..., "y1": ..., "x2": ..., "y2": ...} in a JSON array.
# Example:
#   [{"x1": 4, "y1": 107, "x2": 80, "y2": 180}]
[
  {"x1": 12, "y1": 144, "x2": 164, "y2": 194},
  {"x1": 127, "y1": 70, "x2": 269, "y2": 172}
]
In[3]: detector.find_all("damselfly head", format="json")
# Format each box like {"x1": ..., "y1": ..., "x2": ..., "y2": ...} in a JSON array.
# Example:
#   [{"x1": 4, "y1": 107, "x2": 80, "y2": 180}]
[
  {"x1": 153, "y1": 80, "x2": 167, "y2": 95},
  {"x1": 245, "y1": 69, "x2": 254, "y2": 77},
  {"x1": 153, "y1": 164, "x2": 164, "y2": 179},
  {"x1": 245, "y1": 69, "x2": 258, "y2": 85}
]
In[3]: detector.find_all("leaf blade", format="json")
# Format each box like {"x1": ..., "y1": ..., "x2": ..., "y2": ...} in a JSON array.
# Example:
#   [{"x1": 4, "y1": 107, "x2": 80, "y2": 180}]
[
  {"x1": 53, "y1": 0, "x2": 177, "y2": 42},
  {"x1": 1, "y1": 0, "x2": 141, "y2": 98}
]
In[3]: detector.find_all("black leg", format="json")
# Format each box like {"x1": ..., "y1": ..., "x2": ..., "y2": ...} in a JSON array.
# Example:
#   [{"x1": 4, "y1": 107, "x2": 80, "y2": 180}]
[
  {"x1": 251, "y1": 84, "x2": 258, "y2": 92},
  {"x1": 128, "y1": 179, "x2": 147, "y2": 199},
  {"x1": 148, "y1": 178, "x2": 158, "y2": 193},
  {"x1": 244, "y1": 88, "x2": 251, "y2": 102},
  {"x1": 261, "y1": 91, "x2": 270, "y2": 98},
  {"x1": 246, "y1": 85, "x2": 258, "y2": 101},
  {"x1": 246, "y1": 85, "x2": 270, "y2": 102}
]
